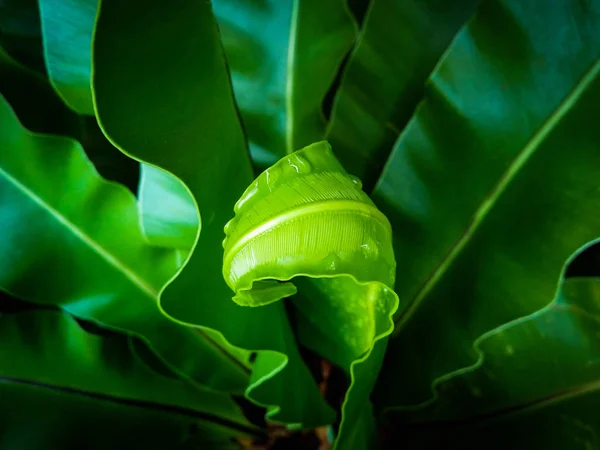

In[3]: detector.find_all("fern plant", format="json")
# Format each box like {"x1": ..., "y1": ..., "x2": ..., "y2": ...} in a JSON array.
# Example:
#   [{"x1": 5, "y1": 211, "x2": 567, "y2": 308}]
[{"x1": 1, "y1": 0, "x2": 600, "y2": 449}]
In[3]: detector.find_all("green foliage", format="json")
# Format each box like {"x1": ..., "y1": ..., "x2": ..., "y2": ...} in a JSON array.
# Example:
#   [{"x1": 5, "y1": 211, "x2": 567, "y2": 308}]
[
  {"x1": 326, "y1": 0, "x2": 480, "y2": 189},
  {"x1": 0, "y1": 307, "x2": 258, "y2": 450},
  {"x1": 0, "y1": 93, "x2": 250, "y2": 393},
  {"x1": 213, "y1": 0, "x2": 356, "y2": 169},
  {"x1": 382, "y1": 277, "x2": 600, "y2": 449},
  {"x1": 373, "y1": 0, "x2": 600, "y2": 410},
  {"x1": 223, "y1": 141, "x2": 398, "y2": 448},
  {"x1": 1, "y1": 0, "x2": 600, "y2": 449}
]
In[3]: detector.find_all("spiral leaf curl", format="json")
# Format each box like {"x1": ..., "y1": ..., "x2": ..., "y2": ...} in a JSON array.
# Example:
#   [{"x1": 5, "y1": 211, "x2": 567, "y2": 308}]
[{"x1": 223, "y1": 141, "x2": 399, "y2": 448}]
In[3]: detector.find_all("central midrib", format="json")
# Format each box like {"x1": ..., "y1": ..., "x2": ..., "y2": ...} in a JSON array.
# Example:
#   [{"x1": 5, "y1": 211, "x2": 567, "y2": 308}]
[
  {"x1": 0, "y1": 165, "x2": 158, "y2": 298},
  {"x1": 410, "y1": 377, "x2": 600, "y2": 427},
  {"x1": 285, "y1": 0, "x2": 299, "y2": 155},
  {"x1": 223, "y1": 199, "x2": 392, "y2": 272},
  {"x1": 0, "y1": 375, "x2": 263, "y2": 436},
  {"x1": 392, "y1": 56, "x2": 600, "y2": 336},
  {"x1": 0, "y1": 165, "x2": 250, "y2": 374}
]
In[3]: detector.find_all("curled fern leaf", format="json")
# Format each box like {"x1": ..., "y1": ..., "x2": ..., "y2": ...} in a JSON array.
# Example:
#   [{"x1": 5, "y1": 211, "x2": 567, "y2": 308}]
[
  {"x1": 223, "y1": 141, "x2": 399, "y2": 449},
  {"x1": 223, "y1": 141, "x2": 396, "y2": 306}
]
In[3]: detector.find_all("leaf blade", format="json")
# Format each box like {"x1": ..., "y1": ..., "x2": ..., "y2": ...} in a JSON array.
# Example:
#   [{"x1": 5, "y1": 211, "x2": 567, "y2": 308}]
[
  {"x1": 0, "y1": 309, "x2": 259, "y2": 450},
  {"x1": 38, "y1": 0, "x2": 97, "y2": 114},
  {"x1": 326, "y1": 0, "x2": 480, "y2": 189},
  {"x1": 37, "y1": 0, "x2": 188, "y2": 245},
  {"x1": 373, "y1": 0, "x2": 600, "y2": 409},
  {"x1": 381, "y1": 276, "x2": 600, "y2": 450},
  {"x1": 223, "y1": 141, "x2": 399, "y2": 449},
  {"x1": 0, "y1": 93, "x2": 251, "y2": 393},
  {"x1": 213, "y1": 0, "x2": 356, "y2": 167},
  {"x1": 138, "y1": 164, "x2": 198, "y2": 252},
  {"x1": 92, "y1": 0, "x2": 333, "y2": 427}
]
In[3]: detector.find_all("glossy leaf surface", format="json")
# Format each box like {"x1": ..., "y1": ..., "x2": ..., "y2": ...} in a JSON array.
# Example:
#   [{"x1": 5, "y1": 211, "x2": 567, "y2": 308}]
[
  {"x1": 213, "y1": 0, "x2": 356, "y2": 168},
  {"x1": 373, "y1": 0, "x2": 600, "y2": 409},
  {"x1": 0, "y1": 309, "x2": 258, "y2": 450},
  {"x1": 2, "y1": 13, "x2": 138, "y2": 192},
  {"x1": 0, "y1": 94, "x2": 250, "y2": 393},
  {"x1": 93, "y1": 0, "x2": 333, "y2": 426},
  {"x1": 383, "y1": 277, "x2": 600, "y2": 449},
  {"x1": 36, "y1": 0, "x2": 192, "y2": 245},
  {"x1": 38, "y1": 0, "x2": 96, "y2": 114},
  {"x1": 326, "y1": 0, "x2": 480, "y2": 189},
  {"x1": 224, "y1": 141, "x2": 399, "y2": 449},
  {"x1": 138, "y1": 164, "x2": 198, "y2": 252}
]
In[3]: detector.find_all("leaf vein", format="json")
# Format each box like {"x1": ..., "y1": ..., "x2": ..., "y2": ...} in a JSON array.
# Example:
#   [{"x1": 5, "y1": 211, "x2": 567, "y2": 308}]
[
  {"x1": 0, "y1": 165, "x2": 157, "y2": 299},
  {"x1": 392, "y1": 56, "x2": 600, "y2": 334}
]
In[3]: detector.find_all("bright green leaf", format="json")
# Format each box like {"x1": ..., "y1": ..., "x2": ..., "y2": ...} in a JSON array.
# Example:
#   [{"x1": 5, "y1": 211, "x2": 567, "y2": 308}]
[
  {"x1": 327, "y1": 0, "x2": 480, "y2": 189},
  {"x1": 92, "y1": 0, "x2": 333, "y2": 427},
  {"x1": 382, "y1": 276, "x2": 600, "y2": 450},
  {"x1": 373, "y1": 0, "x2": 600, "y2": 409},
  {"x1": 0, "y1": 309, "x2": 259, "y2": 449},
  {"x1": 0, "y1": 93, "x2": 251, "y2": 393},
  {"x1": 138, "y1": 164, "x2": 198, "y2": 252},
  {"x1": 223, "y1": 141, "x2": 399, "y2": 449},
  {"x1": 38, "y1": 0, "x2": 97, "y2": 114},
  {"x1": 213, "y1": 0, "x2": 356, "y2": 168}
]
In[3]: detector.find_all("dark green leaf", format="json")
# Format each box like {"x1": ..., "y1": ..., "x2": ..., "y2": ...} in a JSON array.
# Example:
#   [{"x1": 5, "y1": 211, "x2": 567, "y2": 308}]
[
  {"x1": 92, "y1": 0, "x2": 333, "y2": 427},
  {"x1": 77, "y1": 115, "x2": 140, "y2": 193},
  {"x1": 327, "y1": 0, "x2": 480, "y2": 189},
  {"x1": 34, "y1": 0, "x2": 139, "y2": 190},
  {"x1": 0, "y1": 309, "x2": 259, "y2": 450},
  {"x1": 373, "y1": 0, "x2": 600, "y2": 409},
  {"x1": 0, "y1": 93, "x2": 251, "y2": 393},
  {"x1": 0, "y1": 0, "x2": 45, "y2": 73},
  {"x1": 213, "y1": 0, "x2": 356, "y2": 168},
  {"x1": 0, "y1": 0, "x2": 40, "y2": 39},
  {"x1": 0, "y1": 46, "x2": 79, "y2": 136},
  {"x1": 567, "y1": 242, "x2": 600, "y2": 278},
  {"x1": 382, "y1": 276, "x2": 600, "y2": 450}
]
